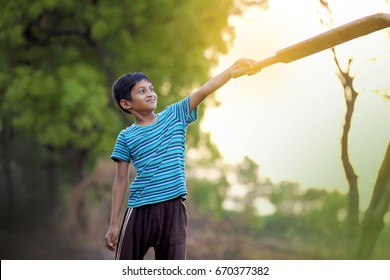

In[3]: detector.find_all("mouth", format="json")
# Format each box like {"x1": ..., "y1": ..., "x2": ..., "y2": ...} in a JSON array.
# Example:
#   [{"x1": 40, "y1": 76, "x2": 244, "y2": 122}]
[{"x1": 146, "y1": 99, "x2": 156, "y2": 103}]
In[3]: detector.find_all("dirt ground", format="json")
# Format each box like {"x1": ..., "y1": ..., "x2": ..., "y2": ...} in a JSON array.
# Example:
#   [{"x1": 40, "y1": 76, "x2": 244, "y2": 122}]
[{"x1": 0, "y1": 219, "x2": 312, "y2": 260}]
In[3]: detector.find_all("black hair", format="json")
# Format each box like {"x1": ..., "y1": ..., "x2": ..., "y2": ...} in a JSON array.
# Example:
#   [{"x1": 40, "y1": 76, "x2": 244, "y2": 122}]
[{"x1": 111, "y1": 72, "x2": 152, "y2": 114}]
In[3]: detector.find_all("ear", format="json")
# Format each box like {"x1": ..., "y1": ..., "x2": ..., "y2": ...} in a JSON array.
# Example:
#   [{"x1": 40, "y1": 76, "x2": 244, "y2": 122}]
[{"x1": 120, "y1": 99, "x2": 132, "y2": 111}]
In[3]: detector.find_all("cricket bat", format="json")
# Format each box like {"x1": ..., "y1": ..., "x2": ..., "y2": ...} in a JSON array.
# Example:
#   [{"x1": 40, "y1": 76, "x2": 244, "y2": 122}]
[{"x1": 231, "y1": 13, "x2": 390, "y2": 78}]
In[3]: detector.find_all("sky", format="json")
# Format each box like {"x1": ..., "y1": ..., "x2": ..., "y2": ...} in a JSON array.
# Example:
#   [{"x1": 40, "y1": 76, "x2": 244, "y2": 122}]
[{"x1": 201, "y1": 0, "x2": 390, "y2": 210}]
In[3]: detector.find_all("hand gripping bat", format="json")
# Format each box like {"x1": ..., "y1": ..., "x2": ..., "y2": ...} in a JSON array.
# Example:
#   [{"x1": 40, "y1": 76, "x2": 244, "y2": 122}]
[{"x1": 231, "y1": 13, "x2": 390, "y2": 78}]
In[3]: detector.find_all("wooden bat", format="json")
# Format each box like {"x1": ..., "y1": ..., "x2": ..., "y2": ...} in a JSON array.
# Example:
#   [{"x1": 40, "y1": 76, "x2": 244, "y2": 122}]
[{"x1": 231, "y1": 13, "x2": 390, "y2": 78}]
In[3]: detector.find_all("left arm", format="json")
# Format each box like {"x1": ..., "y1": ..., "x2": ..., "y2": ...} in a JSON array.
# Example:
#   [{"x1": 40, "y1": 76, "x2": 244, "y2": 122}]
[{"x1": 189, "y1": 58, "x2": 255, "y2": 111}]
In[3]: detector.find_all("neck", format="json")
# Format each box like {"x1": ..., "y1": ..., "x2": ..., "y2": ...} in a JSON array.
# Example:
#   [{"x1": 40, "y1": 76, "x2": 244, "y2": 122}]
[{"x1": 134, "y1": 111, "x2": 157, "y2": 126}]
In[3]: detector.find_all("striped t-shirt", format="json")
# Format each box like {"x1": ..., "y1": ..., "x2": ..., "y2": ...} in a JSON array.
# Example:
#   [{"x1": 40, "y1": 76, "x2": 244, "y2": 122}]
[{"x1": 111, "y1": 96, "x2": 198, "y2": 208}]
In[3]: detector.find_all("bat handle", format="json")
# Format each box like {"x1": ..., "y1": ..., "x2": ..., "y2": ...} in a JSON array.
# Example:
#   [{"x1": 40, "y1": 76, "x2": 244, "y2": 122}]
[{"x1": 231, "y1": 55, "x2": 280, "y2": 78}]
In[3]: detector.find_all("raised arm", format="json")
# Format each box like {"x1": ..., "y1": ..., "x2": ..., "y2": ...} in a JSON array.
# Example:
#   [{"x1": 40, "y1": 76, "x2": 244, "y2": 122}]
[{"x1": 189, "y1": 58, "x2": 255, "y2": 111}]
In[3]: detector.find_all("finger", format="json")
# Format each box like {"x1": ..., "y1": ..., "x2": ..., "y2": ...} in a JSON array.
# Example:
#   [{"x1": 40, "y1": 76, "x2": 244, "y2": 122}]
[
  {"x1": 247, "y1": 64, "x2": 261, "y2": 75},
  {"x1": 105, "y1": 240, "x2": 112, "y2": 250},
  {"x1": 105, "y1": 234, "x2": 117, "y2": 250},
  {"x1": 247, "y1": 69, "x2": 260, "y2": 76},
  {"x1": 106, "y1": 241, "x2": 117, "y2": 252},
  {"x1": 108, "y1": 244, "x2": 116, "y2": 252},
  {"x1": 241, "y1": 59, "x2": 255, "y2": 66},
  {"x1": 231, "y1": 66, "x2": 249, "y2": 78}
]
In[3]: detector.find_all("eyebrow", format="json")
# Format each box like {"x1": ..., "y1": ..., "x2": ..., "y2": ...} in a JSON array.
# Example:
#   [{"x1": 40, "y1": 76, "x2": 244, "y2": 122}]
[{"x1": 135, "y1": 84, "x2": 152, "y2": 91}]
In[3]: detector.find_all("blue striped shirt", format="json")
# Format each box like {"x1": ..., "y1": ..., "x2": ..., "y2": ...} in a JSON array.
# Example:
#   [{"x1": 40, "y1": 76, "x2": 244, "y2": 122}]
[{"x1": 111, "y1": 97, "x2": 198, "y2": 208}]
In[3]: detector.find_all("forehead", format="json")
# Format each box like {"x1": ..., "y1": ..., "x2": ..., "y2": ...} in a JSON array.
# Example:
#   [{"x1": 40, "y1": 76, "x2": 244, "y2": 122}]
[{"x1": 133, "y1": 79, "x2": 152, "y2": 90}]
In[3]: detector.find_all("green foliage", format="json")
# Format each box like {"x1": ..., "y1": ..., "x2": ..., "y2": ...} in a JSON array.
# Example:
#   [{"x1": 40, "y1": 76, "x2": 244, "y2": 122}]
[
  {"x1": 3, "y1": 64, "x2": 109, "y2": 149},
  {"x1": 188, "y1": 177, "x2": 228, "y2": 218},
  {"x1": 1, "y1": 0, "x2": 241, "y2": 150},
  {"x1": 373, "y1": 221, "x2": 390, "y2": 258},
  {"x1": 263, "y1": 183, "x2": 349, "y2": 258}
]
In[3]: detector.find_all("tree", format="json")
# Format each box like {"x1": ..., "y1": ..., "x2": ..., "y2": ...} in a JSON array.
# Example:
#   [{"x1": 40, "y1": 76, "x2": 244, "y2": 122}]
[
  {"x1": 318, "y1": 0, "x2": 390, "y2": 258},
  {"x1": 354, "y1": 142, "x2": 390, "y2": 258}
]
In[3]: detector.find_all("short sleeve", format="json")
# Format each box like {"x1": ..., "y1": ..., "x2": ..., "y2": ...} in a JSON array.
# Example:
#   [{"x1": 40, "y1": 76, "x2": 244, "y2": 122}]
[
  {"x1": 175, "y1": 96, "x2": 198, "y2": 125},
  {"x1": 111, "y1": 130, "x2": 131, "y2": 162}
]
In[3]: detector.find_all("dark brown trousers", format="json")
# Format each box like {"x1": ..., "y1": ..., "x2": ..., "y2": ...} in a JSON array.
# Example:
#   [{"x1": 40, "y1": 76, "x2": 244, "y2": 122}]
[{"x1": 115, "y1": 197, "x2": 188, "y2": 260}]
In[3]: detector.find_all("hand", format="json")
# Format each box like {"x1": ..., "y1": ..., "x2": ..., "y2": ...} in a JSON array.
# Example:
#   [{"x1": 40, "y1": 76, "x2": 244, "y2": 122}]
[
  {"x1": 230, "y1": 58, "x2": 258, "y2": 78},
  {"x1": 105, "y1": 225, "x2": 120, "y2": 252},
  {"x1": 231, "y1": 58, "x2": 255, "y2": 70}
]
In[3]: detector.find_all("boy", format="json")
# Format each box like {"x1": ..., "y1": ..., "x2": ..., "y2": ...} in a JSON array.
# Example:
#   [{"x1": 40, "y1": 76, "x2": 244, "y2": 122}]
[{"x1": 105, "y1": 59, "x2": 255, "y2": 260}]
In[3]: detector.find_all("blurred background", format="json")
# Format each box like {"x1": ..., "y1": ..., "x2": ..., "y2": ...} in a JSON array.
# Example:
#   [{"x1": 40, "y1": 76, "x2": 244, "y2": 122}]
[{"x1": 1, "y1": 0, "x2": 389, "y2": 260}]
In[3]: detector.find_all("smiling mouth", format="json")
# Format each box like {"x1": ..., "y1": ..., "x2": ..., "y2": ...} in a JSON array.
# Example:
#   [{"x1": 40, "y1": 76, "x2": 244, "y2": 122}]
[{"x1": 147, "y1": 99, "x2": 156, "y2": 103}]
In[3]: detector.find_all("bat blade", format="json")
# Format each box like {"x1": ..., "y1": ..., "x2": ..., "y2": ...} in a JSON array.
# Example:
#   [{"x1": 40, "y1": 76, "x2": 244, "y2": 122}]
[
  {"x1": 277, "y1": 13, "x2": 390, "y2": 63},
  {"x1": 232, "y1": 13, "x2": 390, "y2": 78}
]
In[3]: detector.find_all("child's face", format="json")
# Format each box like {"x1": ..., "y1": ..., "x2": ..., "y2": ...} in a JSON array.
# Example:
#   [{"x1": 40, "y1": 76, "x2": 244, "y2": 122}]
[{"x1": 128, "y1": 80, "x2": 158, "y2": 113}]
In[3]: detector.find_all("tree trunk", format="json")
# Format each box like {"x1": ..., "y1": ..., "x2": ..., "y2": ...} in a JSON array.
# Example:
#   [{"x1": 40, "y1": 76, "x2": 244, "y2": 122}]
[
  {"x1": 339, "y1": 75, "x2": 360, "y2": 251},
  {"x1": 353, "y1": 141, "x2": 390, "y2": 259},
  {"x1": 70, "y1": 149, "x2": 88, "y2": 185},
  {"x1": 46, "y1": 146, "x2": 61, "y2": 212},
  {"x1": 0, "y1": 121, "x2": 15, "y2": 216}
]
